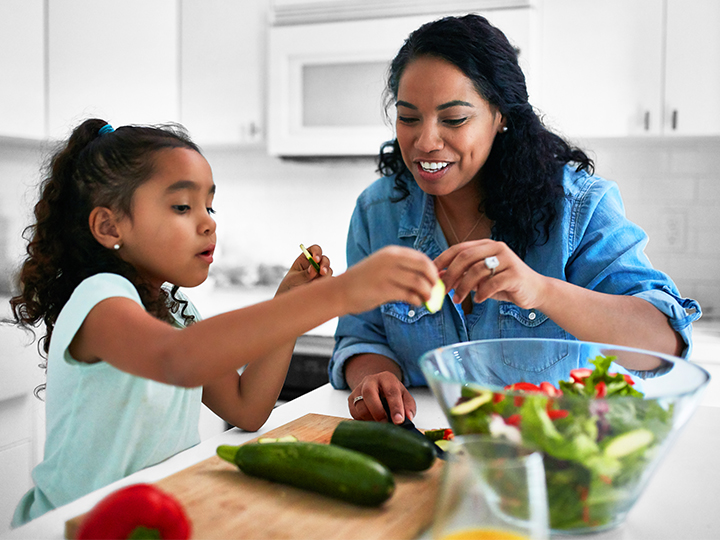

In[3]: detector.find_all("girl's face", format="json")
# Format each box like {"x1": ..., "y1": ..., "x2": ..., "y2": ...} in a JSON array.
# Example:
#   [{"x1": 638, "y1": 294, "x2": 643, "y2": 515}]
[
  {"x1": 116, "y1": 148, "x2": 217, "y2": 290},
  {"x1": 395, "y1": 56, "x2": 505, "y2": 199}
]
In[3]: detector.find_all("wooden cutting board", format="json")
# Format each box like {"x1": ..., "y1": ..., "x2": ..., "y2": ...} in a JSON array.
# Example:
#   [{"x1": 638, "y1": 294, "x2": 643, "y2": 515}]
[{"x1": 65, "y1": 414, "x2": 444, "y2": 539}]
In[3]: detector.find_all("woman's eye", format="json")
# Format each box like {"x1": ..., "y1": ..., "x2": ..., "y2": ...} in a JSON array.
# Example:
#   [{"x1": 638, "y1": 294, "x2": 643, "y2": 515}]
[
  {"x1": 444, "y1": 117, "x2": 468, "y2": 126},
  {"x1": 397, "y1": 116, "x2": 418, "y2": 125},
  {"x1": 173, "y1": 205, "x2": 191, "y2": 213}
]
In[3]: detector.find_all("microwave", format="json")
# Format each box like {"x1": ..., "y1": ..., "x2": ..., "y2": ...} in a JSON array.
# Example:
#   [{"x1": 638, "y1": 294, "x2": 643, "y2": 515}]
[{"x1": 267, "y1": 2, "x2": 536, "y2": 157}]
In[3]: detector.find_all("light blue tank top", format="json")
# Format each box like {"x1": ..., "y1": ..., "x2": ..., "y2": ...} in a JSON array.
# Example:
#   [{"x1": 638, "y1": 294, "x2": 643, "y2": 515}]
[{"x1": 12, "y1": 273, "x2": 202, "y2": 526}]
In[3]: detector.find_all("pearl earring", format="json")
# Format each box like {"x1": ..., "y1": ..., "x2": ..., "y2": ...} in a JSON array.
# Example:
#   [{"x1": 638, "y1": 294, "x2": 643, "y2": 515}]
[
  {"x1": 113, "y1": 244, "x2": 121, "y2": 250},
  {"x1": 502, "y1": 126, "x2": 508, "y2": 133}
]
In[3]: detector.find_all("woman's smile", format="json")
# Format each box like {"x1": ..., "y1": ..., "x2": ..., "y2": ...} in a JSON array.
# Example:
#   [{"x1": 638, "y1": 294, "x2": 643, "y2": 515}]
[{"x1": 415, "y1": 160, "x2": 452, "y2": 182}]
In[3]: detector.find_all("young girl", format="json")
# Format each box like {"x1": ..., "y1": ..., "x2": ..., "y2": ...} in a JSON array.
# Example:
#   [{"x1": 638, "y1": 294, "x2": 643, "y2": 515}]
[{"x1": 10, "y1": 118, "x2": 440, "y2": 526}]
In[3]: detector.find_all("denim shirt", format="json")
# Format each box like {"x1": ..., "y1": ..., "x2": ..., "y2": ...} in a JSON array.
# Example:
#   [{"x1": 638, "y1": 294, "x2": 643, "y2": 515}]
[{"x1": 329, "y1": 165, "x2": 701, "y2": 389}]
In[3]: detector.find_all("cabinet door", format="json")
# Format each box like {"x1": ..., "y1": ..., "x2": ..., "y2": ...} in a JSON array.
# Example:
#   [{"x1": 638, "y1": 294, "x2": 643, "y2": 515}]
[
  {"x1": 47, "y1": 0, "x2": 179, "y2": 138},
  {"x1": 538, "y1": 0, "x2": 664, "y2": 137},
  {"x1": 180, "y1": 0, "x2": 267, "y2": 146},
  {"x1": 664, "y1": 0, "x2": 720, "y2": 135},
  {"x1": 0, "y1": 0, "x2": 45, "y2": 139}
]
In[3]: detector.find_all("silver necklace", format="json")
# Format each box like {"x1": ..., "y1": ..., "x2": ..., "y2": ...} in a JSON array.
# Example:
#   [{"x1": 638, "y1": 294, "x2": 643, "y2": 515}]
[{"x1": 436, "y1": 197, "x2": 483, "y2": 244}]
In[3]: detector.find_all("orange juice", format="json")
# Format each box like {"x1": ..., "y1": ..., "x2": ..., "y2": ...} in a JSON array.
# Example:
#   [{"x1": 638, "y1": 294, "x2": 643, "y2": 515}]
[{"x1": 440, "y1": 529, "x2": 531, "y2": 540}]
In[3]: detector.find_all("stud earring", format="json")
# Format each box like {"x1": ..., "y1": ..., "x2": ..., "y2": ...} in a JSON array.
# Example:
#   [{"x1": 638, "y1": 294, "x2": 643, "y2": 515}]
[
  {"x1": 502, "y1": 126, "x2": 508, "y2": 133},
  {"x1": 113, "y1": 243, "x2": 121, "y2": 250}
]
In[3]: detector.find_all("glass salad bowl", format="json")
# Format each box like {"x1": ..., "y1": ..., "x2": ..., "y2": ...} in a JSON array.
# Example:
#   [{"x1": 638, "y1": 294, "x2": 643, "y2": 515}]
[{"x1": 419, "y1": 338, "x2": 710, "y2": 534}]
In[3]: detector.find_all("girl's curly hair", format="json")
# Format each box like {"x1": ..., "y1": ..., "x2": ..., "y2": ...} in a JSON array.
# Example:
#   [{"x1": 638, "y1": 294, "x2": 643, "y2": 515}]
[
  {"x1": 10, "y1": 118, "x2": 200, "y2": 357},
  {"x1": 378, "y1": 14, "x2": 594, "y2": 259}
]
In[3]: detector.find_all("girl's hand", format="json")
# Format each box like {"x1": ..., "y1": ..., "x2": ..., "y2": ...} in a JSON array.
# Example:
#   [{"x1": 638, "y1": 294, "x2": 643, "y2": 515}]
[
  {"x1": 275, "y1": 244, "x2": 332, "y2": 296},
  {"x1": 340, "y1": 245, "x2": 439, "y2": 314},
  {"x1": 348, "y1": 372, "x2": 416, "y2": 424},
  {"x1": 433, "y1": 239, "x2": 549, "y2": 309}
]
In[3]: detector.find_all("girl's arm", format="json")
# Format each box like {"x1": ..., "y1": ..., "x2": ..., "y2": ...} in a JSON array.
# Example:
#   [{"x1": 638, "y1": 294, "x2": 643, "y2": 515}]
[
  {"x1": 201, "y1": 251, "x2": 325, "y2": 432},
  {"x1": 70, "y1": 245, "x2": 438, "y2": 391}
]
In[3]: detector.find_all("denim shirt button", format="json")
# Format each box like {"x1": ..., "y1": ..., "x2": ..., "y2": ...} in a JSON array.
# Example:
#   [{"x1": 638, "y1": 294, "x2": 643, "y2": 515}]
[
  {"x1": 528, "y1": 311, "x2": 536, "y2": 321},
  {"x1": 408, "y1": 309, "x2": 416, "y2": 317}
]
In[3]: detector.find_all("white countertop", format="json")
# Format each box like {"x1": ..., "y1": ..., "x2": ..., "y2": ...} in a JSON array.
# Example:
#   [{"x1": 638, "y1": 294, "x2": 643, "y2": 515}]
[{"x1": 4, "y1": 384, "x2": 720, "y2": 540}]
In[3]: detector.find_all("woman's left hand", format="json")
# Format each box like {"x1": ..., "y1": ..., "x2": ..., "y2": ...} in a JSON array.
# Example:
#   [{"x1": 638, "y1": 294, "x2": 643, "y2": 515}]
[
  {"x1": 276, "y1": 244, "x2": 332, "y2": 295},
  {"x1": 433, "y1": 239, "x2": 548, "y2": 309}
]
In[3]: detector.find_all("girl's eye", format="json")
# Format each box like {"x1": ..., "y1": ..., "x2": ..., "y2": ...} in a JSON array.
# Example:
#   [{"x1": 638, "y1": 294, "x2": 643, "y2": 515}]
[
  {"x1": 444, "y1": 117, "x2": 468, "y2": 126},
  {"x1": 173, "y1": 205, "x2": 191, "y2": 213},
  {"x1": 207, "y1": 207, "x2": 216, "y2": 215}
]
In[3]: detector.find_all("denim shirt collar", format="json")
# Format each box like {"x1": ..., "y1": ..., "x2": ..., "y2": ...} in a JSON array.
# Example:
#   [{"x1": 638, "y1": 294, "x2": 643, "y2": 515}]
[{"x1": 398, "y1": 183, "x2": 448, "y2": 260}]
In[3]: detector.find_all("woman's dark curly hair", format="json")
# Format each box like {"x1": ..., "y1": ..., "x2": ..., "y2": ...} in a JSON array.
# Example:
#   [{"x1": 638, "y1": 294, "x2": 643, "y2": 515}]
[
  {"x1": 10, "y1": 118, "x2": 200, "y2": 357},
  {"x1": 378, "y1": 14, "x2": 594, "y2": 259}
]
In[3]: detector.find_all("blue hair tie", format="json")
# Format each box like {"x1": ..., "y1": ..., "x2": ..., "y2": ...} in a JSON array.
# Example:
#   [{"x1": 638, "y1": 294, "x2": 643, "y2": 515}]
[{"x1": 98, "y1": 124, "x2": 114, "y2": 135}]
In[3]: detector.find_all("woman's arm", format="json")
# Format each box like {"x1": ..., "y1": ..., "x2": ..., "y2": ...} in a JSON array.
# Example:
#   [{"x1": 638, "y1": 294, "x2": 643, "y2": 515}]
[
  {"x1": 537, "y1": 276, "x2": 684, "y2": 358},
  {"x1": 436, "y1": 239, "x2": 683, "y2": 367}
]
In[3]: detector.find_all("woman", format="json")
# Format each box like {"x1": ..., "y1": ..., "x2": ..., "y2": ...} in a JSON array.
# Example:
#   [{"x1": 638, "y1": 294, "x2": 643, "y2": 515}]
[{"x1": 328, "y1": 14, "x2": 701, "y2": 425}]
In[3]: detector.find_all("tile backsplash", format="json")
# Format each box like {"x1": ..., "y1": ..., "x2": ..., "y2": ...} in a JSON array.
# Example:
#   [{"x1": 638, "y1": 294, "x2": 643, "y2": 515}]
[{"x1": 1, "y1": 136, "x2": 719, "y2": 316}]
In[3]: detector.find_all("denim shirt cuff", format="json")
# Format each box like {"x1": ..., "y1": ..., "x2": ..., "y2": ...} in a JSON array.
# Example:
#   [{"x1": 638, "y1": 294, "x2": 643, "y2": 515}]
[
  {"x1": 633, "y1": 286, "x2": 702, "y2": 359},
  {"x1": 329, "y1": 342, "x2": 406, "y2": 389}
]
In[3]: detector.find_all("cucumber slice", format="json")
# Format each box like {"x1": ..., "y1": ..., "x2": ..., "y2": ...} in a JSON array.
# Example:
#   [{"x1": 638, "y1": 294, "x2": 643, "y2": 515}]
[
  {"x1": 604, "y1": 428, "x2": 654, "y2": 458},
  {"x1": 450, "y1": 391, "x2": 493, "y2": 415},
  {"x1": 424, "y1": 279, "x2": 446, "y2": 313},
  {"x1": 258, "y1": 435, "x2": 299, "y2": 444}
]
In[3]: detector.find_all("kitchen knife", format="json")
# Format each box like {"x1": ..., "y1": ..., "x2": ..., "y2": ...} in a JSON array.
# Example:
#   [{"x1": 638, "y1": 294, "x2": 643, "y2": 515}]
[{"x1": 380, "y1": 396, "x2": 446, "y2": 460}]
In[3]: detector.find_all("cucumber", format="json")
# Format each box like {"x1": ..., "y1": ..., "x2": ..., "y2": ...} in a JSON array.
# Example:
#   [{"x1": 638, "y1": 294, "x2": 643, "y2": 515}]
[
  {"x1": 217, "y1": 442, "x2": 395, "y2": 506},
  {"x1": 330, "y1": 420, "x2": 436, "y2": 472},
  {"x1": 449, "y1": 391, "x2": 493, "y2": 415},
  {"x1": 257, "y1": 435, "x2": 298, "y2": 443},
  {"x1": 424, "y1": 279, "x2": 446, "y2": 313},
  {"x1": 604, "y1": 428, "x2": 654, "y2": 458}
]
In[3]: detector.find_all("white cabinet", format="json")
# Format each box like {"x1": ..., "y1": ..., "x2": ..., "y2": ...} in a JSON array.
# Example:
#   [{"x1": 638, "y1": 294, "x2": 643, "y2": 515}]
[
  {"x1": 0, "y1": 0, "x2": 45, "y2": 140},
  {"x1": 180, "y1": 0, "x2": 268, "y2": 146},
  {"x1": 268, "y1": 6, "x2": 538, "y2": 156},
  {"x1": 538, "y1": 0, "x2": 720, "y2": 138},
  {"x1": 47, "y1": 0, "x2": 179, "y2": 139},
  {"x1": 664, "y1": 0, "x2": 720, "y2": 135}
]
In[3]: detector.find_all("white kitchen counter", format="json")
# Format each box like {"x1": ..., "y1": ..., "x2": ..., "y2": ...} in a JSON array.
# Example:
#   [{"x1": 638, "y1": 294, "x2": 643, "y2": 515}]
[{"x1": 4, "y1": 384, "x2": 719, "y2": 540}]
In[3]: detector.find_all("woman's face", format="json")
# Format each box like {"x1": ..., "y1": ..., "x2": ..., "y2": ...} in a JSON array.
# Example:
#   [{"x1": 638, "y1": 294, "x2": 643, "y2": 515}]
[{"x1": 395, "y1": 56, "x2": 505, "y2": 198}]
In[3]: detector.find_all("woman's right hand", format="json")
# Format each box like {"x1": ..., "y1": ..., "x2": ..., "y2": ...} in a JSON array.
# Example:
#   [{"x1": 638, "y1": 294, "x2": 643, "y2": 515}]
[
  {"x1": 340, "y1": 245, "x2": 439, "y2": 315},
  {"x1": 348, "y1": 371, "x2": 416, "y2": 424}
]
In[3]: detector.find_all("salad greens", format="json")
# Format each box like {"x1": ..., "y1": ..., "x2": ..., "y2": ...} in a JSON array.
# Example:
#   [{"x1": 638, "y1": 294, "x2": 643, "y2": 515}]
[{"x1": 447, "y1": 355, "x2": 674, "y2": 531}]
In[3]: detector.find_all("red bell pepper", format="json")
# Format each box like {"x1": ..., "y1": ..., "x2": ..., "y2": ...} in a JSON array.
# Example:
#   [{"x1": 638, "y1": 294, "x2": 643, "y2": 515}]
[
  {"x1": 547, "y1": 408, "x2": 569, "y2": 420},
  {"x1": 570, "y1": 368, "x2": 593, "y2": 383},
  {"x1": 75, "y1": 483, "x2": 191, "y2": 540},
  {"x1": 505, "y1": 382, "x2": 541, "y2": 393},
  {"x1": 539, "y1": 381, "x2": 562, "y2": 397}
]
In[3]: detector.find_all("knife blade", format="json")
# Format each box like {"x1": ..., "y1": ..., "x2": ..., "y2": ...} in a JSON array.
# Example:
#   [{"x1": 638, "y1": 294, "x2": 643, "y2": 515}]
[{"x1": 380, "y1": 396, "x2": 446, "y2": 460}]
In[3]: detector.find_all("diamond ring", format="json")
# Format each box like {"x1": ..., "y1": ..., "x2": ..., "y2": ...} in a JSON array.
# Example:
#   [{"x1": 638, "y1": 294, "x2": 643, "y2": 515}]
[
  {"x1": 484, "y1": 256, "x2": 499, "y2": 277},
  {"x1": 352, "y1": 395, "x2": 364, "y2": 405}
]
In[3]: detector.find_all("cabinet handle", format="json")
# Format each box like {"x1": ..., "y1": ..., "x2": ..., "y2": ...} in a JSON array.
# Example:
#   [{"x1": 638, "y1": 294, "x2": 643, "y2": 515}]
[
  {"x1": 644, "y1": 111, "x2": 650, "y2": 131},
  {"x1": 671, "y1": 110, "x2": 678, "y2": 130}
]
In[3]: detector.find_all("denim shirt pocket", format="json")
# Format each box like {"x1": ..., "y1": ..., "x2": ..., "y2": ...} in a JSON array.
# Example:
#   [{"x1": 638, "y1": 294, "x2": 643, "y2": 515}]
[
  {"x1": 380, "y1": 302, "x2": 446, "y2": 382},
  {"x1": 498, "y1": 302, "x2": 569, "y2": 372}
]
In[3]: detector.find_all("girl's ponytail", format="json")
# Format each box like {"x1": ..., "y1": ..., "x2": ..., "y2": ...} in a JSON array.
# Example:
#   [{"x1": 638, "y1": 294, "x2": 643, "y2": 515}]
[{"x1": 10, "y1": 118, "x2": 200, "y2": 355}]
